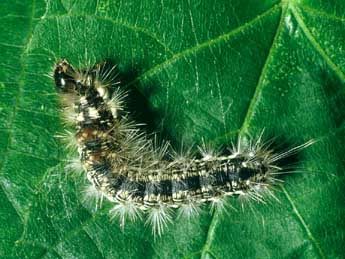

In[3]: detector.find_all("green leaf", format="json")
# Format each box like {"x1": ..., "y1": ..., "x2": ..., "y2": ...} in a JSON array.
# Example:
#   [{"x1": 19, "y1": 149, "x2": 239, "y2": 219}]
[{"x1": 1, "y1": 0, "x2": 344, "y2": 258}]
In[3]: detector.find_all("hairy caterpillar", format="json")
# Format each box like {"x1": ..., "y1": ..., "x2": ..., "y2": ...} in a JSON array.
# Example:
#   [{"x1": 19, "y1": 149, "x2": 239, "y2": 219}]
[{"x1": 53, "y1": 59, "x2": 313, "y2": 237}]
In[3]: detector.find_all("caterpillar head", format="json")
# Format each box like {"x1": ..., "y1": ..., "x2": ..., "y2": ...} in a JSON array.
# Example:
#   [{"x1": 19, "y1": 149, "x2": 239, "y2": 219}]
[
  {"x1": 54, "y1": 59, "x2": 78, "y2": 92},
  {"x1": 54, "y1": 59, "x2": 92, "y2": 94}
]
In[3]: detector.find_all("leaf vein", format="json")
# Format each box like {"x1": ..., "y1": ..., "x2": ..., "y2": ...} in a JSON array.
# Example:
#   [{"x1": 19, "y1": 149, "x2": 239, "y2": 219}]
[
  {"x1": 43, "y1": 13, "x2": 175, "y2": 56},
  {"x1": 125, "y1": 3, "x2": 281, "y2": 88},
  {"x1": 239, "y1": 2, "x2": 286, "y2": 135},
  {"x1": 200, "y1": 212, "x2": 219, "y2": 259},
  {"x1": 290, "y1": 4, "x2": 345, "y2": 82},
  {"x1": 282, "y1": 186, "x2": 326, "y2": 259},
  {"x1": 300, "y1": 4, "x2": 345, "y2": 22}
]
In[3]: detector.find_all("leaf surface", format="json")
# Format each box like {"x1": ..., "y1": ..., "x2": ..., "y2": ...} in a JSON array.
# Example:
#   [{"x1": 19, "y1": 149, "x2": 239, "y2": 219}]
[{"x1": 0, "y1": 0, "x2": 344, "y2": 258}]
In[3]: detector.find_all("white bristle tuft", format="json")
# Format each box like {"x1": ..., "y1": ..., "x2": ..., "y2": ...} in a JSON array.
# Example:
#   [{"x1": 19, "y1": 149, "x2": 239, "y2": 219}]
[
  {"x1": 109, "y1": 200, "x2": 142, "y2": 229},
  {"x1": 55, "y1": 130, "x2": 78, "y2": 152},
  {"x1": 96, "y1": 63, "x2": 120, "y2": 88},
  {"x1": 81, "y1": 184, "x2": 105, "y2": 210},
  {"x1": 198, "y1": 139, "x2": 221, "y2": 160},
  {"x1": 269, "y1": 139, "x2": 315, "y2": 163},
  {"x1": 64, "y1": 157, "x2": 84, "y2": 174},
  {"x1": 150, "y1": 135, "x2": 170, "y2": 163},
  {"x1": 177, "y1": 197, "x2": 201, "y2": 219},
  {"x1": 210, "y1": 197, "x2": 231, "y2": 215},
  {"x1": 169, "y1": 141, "x2": 195, "y2": 170},
  {"x1": 146, "y1": 203, "x2": 173, "y2": 237},
  {"x1": 61, "y1": 106, "x2": 77, "y2": 124},
  {"x1": 107, "y1": 88, "x2": 127, "y2": 118}
]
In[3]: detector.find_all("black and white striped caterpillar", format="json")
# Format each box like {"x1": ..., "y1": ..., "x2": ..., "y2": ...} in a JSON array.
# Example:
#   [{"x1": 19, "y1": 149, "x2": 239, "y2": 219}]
[{"x1": 53, "y1": 59, "x2": 313, "y2": 236}]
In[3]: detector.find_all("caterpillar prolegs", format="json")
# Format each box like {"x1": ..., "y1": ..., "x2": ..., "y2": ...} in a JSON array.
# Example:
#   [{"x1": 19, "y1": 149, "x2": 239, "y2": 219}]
[{"x1": 53, "y1": 59, "x2": 313, "y2": 237}]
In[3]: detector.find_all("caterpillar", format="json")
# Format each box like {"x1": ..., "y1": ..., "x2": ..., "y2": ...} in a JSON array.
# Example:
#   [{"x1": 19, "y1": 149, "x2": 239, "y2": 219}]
[{"x1": 53, "y1": 59, "x2": 314, "y2": 237}]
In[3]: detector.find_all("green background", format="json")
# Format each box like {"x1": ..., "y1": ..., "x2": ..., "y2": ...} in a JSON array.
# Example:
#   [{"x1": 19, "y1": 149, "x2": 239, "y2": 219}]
[{"x1": 0, "y1": 0, "x2": 344, "y2": 258}]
